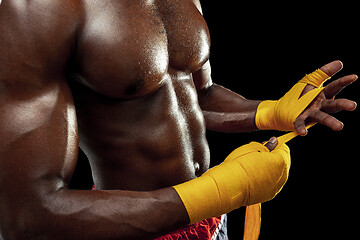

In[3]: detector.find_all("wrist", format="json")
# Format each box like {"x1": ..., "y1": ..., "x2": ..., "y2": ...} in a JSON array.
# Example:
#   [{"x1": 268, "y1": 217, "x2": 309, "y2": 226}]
[{"x1": 255, "y1": 100, "x2": 277, "y2": 130}]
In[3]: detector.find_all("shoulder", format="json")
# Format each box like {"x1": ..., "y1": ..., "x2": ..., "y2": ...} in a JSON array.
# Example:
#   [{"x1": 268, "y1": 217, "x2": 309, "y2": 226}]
[
  {"x1": 0, "y1": 0, "x2": 84, "y2": 30},
  {"x1": 0, "y1": 0, "x2": 83, "y2": 18},
  {"x1": 0, "y1": 0, "x2": 84, "y2": 41},
  {"x1": 0, "y1": 0, "x2": 84, "y2": 75}
]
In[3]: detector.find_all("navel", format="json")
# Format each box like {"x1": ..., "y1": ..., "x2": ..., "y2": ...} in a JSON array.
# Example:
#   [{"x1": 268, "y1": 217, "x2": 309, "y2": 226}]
[{"x1": 194, "y1": 161, "x2": 201, "y2": 176}]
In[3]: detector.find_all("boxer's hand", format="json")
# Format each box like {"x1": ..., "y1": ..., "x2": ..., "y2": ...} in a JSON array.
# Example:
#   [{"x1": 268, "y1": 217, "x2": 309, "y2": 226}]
[
  {"x1": 294, "y1": 61, "x2": 357, "y2": 136},
  {"x1": 174, "y1": 137, "x2": 290, "y2": 224}
]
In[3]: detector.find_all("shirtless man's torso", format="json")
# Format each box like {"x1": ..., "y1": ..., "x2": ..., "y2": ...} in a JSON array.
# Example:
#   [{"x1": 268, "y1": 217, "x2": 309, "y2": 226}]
[{"x1": 70, "y1": 0, "x2": 211, "y2": 191}]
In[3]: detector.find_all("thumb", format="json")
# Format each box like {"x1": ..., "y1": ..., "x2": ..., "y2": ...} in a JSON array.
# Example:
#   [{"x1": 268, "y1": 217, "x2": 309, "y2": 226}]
[{"x1": 264, "y1": 137, "x2": 278, "y2": 151}]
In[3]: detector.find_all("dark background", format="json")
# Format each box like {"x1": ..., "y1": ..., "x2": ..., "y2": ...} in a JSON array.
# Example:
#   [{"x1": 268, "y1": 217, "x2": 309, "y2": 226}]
[{"x1": 70, "y1": 1, "x2": 359, "y2": 239}]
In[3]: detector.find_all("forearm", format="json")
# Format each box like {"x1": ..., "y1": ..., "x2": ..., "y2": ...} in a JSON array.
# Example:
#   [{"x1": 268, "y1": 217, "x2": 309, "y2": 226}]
[
  {"x1": 199, "y1": 84, "x2": 261, "y2": 132},
  {"x1": 5, "y1": 187, "x2": 188, "y2": 240}
]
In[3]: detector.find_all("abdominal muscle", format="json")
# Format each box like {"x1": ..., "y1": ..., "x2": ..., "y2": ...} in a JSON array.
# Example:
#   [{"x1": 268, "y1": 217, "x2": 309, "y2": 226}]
[{"x1": 71, "y1": 74, "x2": 210, "y2": 191}]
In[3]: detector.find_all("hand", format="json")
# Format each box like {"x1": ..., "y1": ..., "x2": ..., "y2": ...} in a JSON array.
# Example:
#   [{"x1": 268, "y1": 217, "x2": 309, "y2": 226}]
[{"x1": 294, "y1": 61, "x2": 357, "y2": 136}]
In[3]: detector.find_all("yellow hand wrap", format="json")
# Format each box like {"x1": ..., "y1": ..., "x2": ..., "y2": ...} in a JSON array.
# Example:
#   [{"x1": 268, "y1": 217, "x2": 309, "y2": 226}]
[
  {"x1": 255, "y1": 69, "x2": 330, "y2": 131},
  {"x1": 173, "y1": 142, "x2": 290, "y2": 225}
]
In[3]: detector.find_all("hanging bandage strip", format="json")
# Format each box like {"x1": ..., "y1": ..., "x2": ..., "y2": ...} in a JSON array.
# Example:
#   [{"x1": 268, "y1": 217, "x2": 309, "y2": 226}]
[{"x1": 244, "y1": 203, "x2": 262, "y2": 240}]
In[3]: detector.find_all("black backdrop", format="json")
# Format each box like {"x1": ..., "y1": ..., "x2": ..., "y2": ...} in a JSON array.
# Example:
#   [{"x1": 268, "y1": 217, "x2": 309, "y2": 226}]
[{"x1": 69, "y1": 2, "x2": 359, "y2": 239}]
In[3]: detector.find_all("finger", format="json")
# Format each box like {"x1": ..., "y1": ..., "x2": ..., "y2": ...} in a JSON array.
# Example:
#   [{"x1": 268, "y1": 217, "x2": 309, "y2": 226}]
[
  {"x1": 309, "y1": 110, "x2": 344, "y2": 131},
  {"x1": 320, "y1": 60, "x2": 343, "y2": 77},
  {"x1": 264, "y1": 137, "x2": 278, "y2": 151},
  {"x1": 323, "y1": 74, "x2": 358, "y2": 99},
  {"x1": 321, "y1": 98, "x2": 358, "y2": 114},
  {"x1": 293, "y1": 116, "x2": 309, "y2": 136}
]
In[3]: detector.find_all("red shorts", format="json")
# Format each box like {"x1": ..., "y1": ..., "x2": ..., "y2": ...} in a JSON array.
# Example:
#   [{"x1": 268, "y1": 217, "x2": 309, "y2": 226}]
[
  {"x1": 92, "y1": 186, "x2": 228, "y2": 240},
  {"x1": 155, "y1": 214, "x2": 228, "y2": 240}
]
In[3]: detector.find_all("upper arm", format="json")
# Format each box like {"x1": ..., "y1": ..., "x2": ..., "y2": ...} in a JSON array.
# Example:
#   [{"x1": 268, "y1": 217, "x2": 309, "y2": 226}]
[
  {"x1": 0, "y1": 0, "x2": 80, "y2": 227},
  {"x1": 190, "y1": 1, "x2": 214, "y2": 95},
  {"x1": 192, "y1": 60, "x2": 213, "y2": 91}
]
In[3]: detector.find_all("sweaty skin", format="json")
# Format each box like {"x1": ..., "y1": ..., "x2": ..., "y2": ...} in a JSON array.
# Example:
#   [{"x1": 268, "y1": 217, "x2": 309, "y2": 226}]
[
  {"x1": 0, "y1": 0, "x2": 356, "y2": 239},
  {"x1": 70, "y1": 0, "x2": 213, "y2": 190}
]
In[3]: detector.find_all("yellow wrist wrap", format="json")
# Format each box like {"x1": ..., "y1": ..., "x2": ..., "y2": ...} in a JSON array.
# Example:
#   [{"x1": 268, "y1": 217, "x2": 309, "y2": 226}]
[
  {"x1": 255, "y1": 69, "x2": 330, "y2": 131},
  {"x1": 173, "y1": 142, "x2": 290, "y2": 225}
]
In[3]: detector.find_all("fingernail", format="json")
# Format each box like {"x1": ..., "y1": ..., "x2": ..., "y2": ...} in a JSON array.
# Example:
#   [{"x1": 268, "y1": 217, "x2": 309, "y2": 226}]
[
  {"x1": 269, "y1": 137, "x2": 277, "y2": 144},
  {"x1": 299, "y1": 128, "x2": 307, "y2": 136},
  {"x1": 351, "y1": 102, "x2": 357, "y2": 110}
]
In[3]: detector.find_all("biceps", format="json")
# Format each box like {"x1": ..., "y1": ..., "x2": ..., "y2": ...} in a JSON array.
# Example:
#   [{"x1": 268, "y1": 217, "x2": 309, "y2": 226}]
[{"x1": 0, "y1": 81, "x2": 78, "y2": 191}]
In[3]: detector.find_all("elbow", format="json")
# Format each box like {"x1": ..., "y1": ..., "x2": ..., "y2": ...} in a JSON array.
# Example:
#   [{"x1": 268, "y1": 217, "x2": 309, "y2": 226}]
[
  {"x1": 1, "y1": 212, "x2": 42, "y2": 240},
  {"x1": 0, "y1": 204, "x2": 52, "y2": 240},
  {"x1": 0, "y1": 189, "x2": 63, "y2": 240}
]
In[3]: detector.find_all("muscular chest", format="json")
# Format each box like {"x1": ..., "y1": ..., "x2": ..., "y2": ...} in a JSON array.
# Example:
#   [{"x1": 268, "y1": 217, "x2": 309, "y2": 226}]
[{"x1": 74, "y1": 0, "x2": 210, "y2": 99}]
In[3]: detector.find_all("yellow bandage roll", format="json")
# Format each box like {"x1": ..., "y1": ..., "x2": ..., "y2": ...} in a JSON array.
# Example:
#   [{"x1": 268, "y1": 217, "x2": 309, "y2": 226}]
[
  {"x1": 173, "y1": 142, "x2": 290, "y2": 225},
  {"x1": 255, "y1": 69, "x2": 330, "y2": 131}
]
